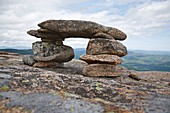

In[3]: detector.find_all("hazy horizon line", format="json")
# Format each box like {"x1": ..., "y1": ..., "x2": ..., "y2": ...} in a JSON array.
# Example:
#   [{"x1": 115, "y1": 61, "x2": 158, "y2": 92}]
[{"x1": 0, "y1": 47, "x2": 170, "y2": 52}]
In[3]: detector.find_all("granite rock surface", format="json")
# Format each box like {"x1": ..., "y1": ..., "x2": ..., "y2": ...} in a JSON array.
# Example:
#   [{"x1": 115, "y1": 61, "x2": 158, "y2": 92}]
[
  {"x1": 86, "y1": 38, "x2": 127, "y2": 57},
  {"x1": 37, "y1": 20, "x2": 127, "y2": 40},
  {"x1": 0, "y1": 52, "x2": 170, "y2": 113},
  {"x1": 80, "y1": 54, "x2": 122, "y2": 65}
]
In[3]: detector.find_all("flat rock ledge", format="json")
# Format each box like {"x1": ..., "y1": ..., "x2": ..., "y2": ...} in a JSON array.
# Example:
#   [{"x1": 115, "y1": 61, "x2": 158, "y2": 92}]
[
  {"x1": 0, "y1": 91, "x2": 103, "y2": 113},
  {"x1": 80, "y1": 54, "x2": 123, "y2": 65},
  {"x1": 82, "y1": 64, "x2": 127, "y2": 77},
  {"x1": 36, "y1": 20, "x2": 127, "y2": 40},
  {"x1": 0, "y1": 52, "x2": 170, "y2": 113}
]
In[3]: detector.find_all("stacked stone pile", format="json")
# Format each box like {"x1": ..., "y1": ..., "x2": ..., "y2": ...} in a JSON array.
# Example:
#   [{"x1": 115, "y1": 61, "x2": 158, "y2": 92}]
[
  {"x1": 23, "y1": 20, "x2": 127, "y2": 76},
  {"x1": 80, "y1": 38, "x2": 127, "y2": 77},
  {"x1": 23, "y1": 40, "x2": 74, "y2": 67},
  {"x1": 80, "y1": 33, "x2": 127, "y2": 77}
]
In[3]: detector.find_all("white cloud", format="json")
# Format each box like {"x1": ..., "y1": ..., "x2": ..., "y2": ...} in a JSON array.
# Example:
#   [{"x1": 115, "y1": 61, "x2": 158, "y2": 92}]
[
  {"x1": 0, "y1": 0, "x2": 170, "y2": 50},
  {"x1": 119, "y1": 0, "x2": 170, "y2": 37}
]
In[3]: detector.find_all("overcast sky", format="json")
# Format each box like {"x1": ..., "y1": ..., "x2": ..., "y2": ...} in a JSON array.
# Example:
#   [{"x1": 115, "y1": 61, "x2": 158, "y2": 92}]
[{"x1": 0, "y1": 0, "x2": 170, "y2": 50}]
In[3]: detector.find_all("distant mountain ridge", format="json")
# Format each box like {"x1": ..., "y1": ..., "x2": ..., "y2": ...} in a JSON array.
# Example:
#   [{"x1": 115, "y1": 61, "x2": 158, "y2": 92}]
[
  {"x1": 0, "y1": 48, "x2": 170, "y2": 72},
  {"x1": 0, "y1": 49, "x2": 33, "y2": 55},
  {"x1": 129, "y1": 50, "x2": 170, "y2": 55}
]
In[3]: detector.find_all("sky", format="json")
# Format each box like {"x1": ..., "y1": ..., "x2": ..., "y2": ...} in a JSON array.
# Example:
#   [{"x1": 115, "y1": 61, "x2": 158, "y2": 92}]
[{"x1": 0, "y1": 0, "x2": 170, "y2": 51}]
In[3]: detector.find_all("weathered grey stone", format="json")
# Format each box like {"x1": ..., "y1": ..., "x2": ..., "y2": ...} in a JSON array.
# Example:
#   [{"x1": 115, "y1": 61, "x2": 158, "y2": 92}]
[
  {"x1": 80, "y1": 54, "x2": 122, "y2": 65},
  {"x1": 32, "y1": 41, "x2": 74, "y2": 62},
  {"x1": 33, "y1": 62, "x2": 64, "y2": 68},
  {"x1": 0, "y1": 79, "x2": 10, "y2": 87},
  {"x1": 27, "y1": 30, "x2": 65, "y2": 41},
  {"x1": 0, "y1": 91, "x2": 104, "y2": 113},
  {"x1": 0, "y1": 73, "x2": 12, "y2": 79},
  {"x1": 0, "y1": 56, "x2": 9, "y2": 60},
  {"x1": 1, "y1": 52, "x2": 170, "y2": 113},
  {"x1": 22, "y1": 55, "x2": 36, "y2": 66},
  {"x1": 82, "y1": 64, "x2": 126, "y2": 77},
  {"x1": 38, "y1": 20, "x2": 127, "y2": 40},
  {"x1": 40, "y1": 39, "x2": 64, "y2": 46},
  {"x1": 86, "y1": 38, "x2": 127, "y2": 57},
  {"x1": 37, "y1": 28, "x2": 56, "y2": 34}
]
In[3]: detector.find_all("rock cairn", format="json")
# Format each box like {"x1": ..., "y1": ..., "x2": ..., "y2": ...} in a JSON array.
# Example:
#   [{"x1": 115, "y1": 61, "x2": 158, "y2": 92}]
[
  {"x1": 80, "y1": 38, "x2": 127, "y2": 77},
  {"x1": 78, "y1": 24, "x2": 127, "y2": 76},
  {"x1": 24, "y1": 20, "x2": 127, "y2": 76}
]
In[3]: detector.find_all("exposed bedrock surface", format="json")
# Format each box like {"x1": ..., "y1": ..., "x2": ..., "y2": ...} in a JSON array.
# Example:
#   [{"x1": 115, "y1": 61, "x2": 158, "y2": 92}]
[{"x1": 0, "y1": 52, "x2": 170, "y2": 113}]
